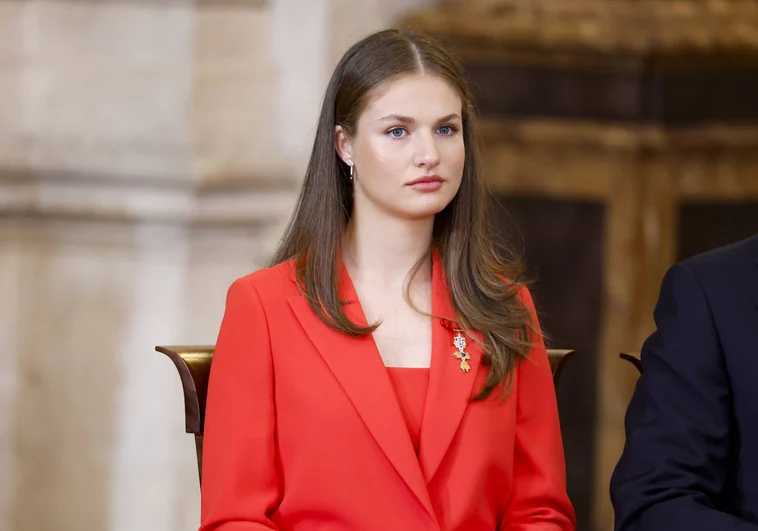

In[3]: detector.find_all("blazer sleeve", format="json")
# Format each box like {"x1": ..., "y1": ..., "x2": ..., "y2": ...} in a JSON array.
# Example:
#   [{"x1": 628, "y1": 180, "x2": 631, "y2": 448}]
[
  {"x1": 199, "y1": 277, "x2": 281, "y2": 530},
  {"x1": 610, "y1": 263, "x2": 758, "y2": 531},
  {"x1": 502, "y1": 286, "x2": 576, "y2": 531}
]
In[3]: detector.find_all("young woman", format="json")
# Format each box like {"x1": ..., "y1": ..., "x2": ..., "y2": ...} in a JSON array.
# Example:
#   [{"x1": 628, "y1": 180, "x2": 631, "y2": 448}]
[{"x1": 200, "y1": 29, "x2": 575, "y2": 531}]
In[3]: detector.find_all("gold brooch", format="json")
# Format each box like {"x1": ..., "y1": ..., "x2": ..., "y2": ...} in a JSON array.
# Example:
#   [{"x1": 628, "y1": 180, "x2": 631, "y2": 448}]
[{"x1": 452, "y1": 329, "x2": 472, "y2": 373}]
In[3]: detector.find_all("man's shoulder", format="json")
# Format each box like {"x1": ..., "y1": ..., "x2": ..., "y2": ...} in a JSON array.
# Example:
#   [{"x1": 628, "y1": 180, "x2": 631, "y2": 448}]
[{"x1": 680, "y1": 233, "x2": 758, "y2": 280}]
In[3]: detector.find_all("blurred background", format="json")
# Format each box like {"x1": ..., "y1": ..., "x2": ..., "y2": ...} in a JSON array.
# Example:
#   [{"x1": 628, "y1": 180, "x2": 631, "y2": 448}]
[{"x1": 1, "y1": 1, "x2": 757, "y2": 530}]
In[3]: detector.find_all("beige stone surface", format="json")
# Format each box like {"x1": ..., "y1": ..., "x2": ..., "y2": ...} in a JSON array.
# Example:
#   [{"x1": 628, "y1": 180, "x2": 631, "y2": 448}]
[
  {"x1": 193, "y1": 4, "x2": 279, "y2": 179},
  {"x1": 10, "y1": 1, "x2": 196, "y2": 180},
  {"x1": 0, "y1": 228, "x2": 22, "y2": 530},
  {"x1": 0, "y1": 2, "x2": 27, "y2": 173},
  {"x1": 12, "y1": 229, "x2": 140, "y2": 531},
  {"x1": 0, "y1": 4, "x2": 27, "y2": 528}
]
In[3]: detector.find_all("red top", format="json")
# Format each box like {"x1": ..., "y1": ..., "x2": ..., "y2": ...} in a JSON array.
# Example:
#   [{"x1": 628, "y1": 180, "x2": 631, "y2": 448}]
[{"x1": 386, "y1": 367, "x2": 430, "y2": 455}]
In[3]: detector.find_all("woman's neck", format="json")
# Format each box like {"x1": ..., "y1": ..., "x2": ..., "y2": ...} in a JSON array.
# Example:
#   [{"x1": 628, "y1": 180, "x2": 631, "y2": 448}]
[{"x1": 341, "y1": 214, "x2": 434, "y2": 289}]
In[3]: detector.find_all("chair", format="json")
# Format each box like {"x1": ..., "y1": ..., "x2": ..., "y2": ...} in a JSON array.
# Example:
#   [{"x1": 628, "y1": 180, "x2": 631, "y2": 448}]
[
  {"x1": 157, "y1": 345, "x2": 575, "y2": 483},
  {"x1": 547, "y1": 349, "x2": 575, "y2": 387},
  {"x1": 619, "y1": 352, "x2": 642, "y2": 374},
  {"x1": 156, "y1": 345, "x2": 213, "y2": 482}
]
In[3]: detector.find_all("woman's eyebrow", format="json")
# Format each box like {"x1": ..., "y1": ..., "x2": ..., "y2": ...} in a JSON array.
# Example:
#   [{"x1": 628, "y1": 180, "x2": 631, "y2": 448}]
[{"x1": 378, "y1": 113, "x2": 461, "y2": 123}]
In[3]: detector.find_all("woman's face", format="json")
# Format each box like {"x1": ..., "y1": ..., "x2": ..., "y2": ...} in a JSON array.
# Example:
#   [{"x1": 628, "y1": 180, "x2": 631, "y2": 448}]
[{"x1": 336, "y1": 73, "x2": 465, "y2": 222}]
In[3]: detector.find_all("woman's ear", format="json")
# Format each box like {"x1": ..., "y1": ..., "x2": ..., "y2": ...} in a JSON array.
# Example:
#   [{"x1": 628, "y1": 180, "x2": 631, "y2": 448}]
[{"x1": 334, "y1": 125, "x2": 353, "y2": 165}]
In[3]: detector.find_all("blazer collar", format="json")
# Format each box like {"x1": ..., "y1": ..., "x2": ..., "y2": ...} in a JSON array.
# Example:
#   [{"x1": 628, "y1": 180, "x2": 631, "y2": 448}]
[
  {"x1": 420, "y1": 251, "x2": 483, "y2": 483},
  {"x1": 287, "y1": 251, "x2": 483, "y2": 517}
]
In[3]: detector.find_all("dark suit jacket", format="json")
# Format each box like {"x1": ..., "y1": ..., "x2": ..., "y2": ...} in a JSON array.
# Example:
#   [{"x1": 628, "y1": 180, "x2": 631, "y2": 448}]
[{"x1": 611, "y1": 234, "x2": 758, "y2": 530}]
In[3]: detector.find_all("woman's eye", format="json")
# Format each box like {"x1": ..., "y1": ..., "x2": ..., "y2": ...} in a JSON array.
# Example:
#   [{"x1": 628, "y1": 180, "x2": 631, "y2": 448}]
[
  {"x1": 388, "y1": 128, "x2": 406, "y2": 138},
  {"x1": 437, "y1": 125, "x2": 456, "y2": 135}
]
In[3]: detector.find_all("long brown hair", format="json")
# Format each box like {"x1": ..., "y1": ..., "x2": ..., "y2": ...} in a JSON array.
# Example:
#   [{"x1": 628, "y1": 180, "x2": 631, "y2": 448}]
[{"x1": 271, "y1": 29, "x2": 534, "y2": 399}]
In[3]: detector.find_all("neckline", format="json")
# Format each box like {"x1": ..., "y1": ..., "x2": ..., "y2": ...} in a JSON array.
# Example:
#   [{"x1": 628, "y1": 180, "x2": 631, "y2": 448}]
[{"x1": 337, "y1": 250, "x2": 459, "y2": 370}]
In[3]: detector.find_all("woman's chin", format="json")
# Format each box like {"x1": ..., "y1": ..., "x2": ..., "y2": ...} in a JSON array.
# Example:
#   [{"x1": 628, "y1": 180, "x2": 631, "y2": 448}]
[{"x1": 394, "y1": 204, "x2": 450, "y2": 221}]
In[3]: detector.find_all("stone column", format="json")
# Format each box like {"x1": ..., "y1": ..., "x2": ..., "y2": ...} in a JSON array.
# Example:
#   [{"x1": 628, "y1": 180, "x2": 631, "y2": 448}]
[{"x1": 0, "y1": 1, "x2": 292, "y2": 531}]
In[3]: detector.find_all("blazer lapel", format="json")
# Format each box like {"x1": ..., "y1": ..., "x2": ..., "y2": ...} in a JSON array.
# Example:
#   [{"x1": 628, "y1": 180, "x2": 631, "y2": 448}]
[
  {"x1": 419, "y1": 252, "x2": 483, "y2": 483},
  {"x1": 287, "y1": 264, "x2": 436, "y2": 519}
]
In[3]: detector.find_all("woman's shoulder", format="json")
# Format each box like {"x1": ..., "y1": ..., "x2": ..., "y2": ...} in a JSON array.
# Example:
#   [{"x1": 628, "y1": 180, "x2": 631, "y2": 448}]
[
  {"x1": 230, "y1": 259, "x2": 298, "y2": 299},
  {"x1": 514, "y1": 283, "x2": 535, "y2": 311},
  {"x1": 495, "y1": 275, "x2": 535, "y2": 312}
]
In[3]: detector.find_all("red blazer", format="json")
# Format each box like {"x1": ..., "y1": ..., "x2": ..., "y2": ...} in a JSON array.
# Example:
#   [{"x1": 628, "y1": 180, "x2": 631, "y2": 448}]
[{"x1": 200, "y1": 255, "x2": 576, "y2": 531}]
